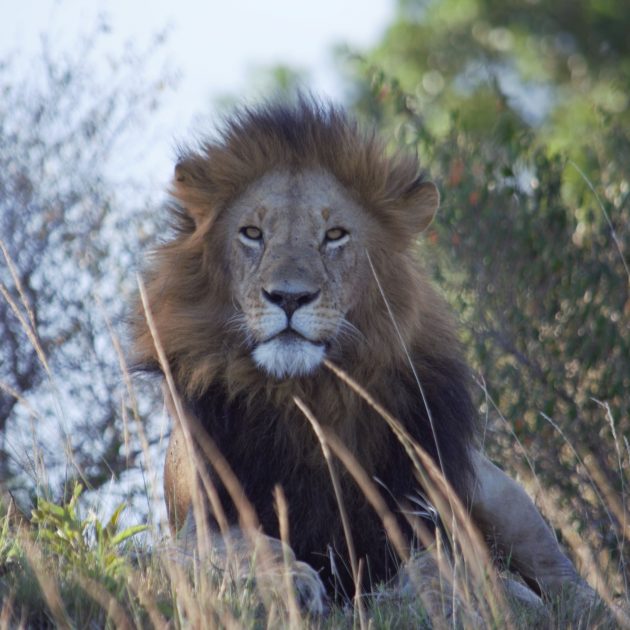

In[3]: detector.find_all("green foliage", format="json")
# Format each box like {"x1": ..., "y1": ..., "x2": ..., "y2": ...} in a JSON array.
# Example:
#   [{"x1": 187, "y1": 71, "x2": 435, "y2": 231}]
[
  {"x1": 30, "y1": 483, "x2": 147, "y2": 584},
  {"x1": 0, "y1": 480, "x2": 621, "y2": 626},
  {"x1": 0, "y1": 509, "x2": 22, "y2": 568},
  {"x1": 0, "y1": 484, "x2": 149, "y2": 626},
  {"x1": 344, "y1": 0, "x2": 629, "y2": 589}
]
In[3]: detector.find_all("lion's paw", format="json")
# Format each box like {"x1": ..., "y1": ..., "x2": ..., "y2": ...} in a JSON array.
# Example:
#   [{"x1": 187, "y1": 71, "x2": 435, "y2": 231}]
[{"x1": 288, "y1": 560, "x2": 328, "y2": 615}]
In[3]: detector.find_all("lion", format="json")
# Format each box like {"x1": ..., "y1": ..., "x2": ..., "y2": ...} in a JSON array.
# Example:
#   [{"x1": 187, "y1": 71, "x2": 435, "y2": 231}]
[{"x1": 132, "y1": 98, "x2": 593, "y2": 613}]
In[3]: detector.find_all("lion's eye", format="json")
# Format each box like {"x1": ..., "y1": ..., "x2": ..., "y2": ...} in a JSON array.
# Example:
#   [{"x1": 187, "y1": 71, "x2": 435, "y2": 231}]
[
  {"x1": 324, "y1": 227, "x2": 348, "y2": 243},
  {"x1": 239, "y1": 226, "x2": 263, "y2": 242}
]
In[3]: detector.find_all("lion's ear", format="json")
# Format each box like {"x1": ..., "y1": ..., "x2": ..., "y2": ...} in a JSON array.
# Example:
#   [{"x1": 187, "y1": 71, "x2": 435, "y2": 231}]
[
  {"x1": 405, "y1": 180, "x2": 440, "y2": 234},
  {"x1": 171, "y1": 156, "x2": 216, "y2": 227}
]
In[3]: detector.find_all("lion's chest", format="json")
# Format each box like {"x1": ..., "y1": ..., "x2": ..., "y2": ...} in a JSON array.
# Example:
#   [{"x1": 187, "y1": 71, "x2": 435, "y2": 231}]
[{"x1": 192, "y1": 389, "x2": 422, "y2": 594}]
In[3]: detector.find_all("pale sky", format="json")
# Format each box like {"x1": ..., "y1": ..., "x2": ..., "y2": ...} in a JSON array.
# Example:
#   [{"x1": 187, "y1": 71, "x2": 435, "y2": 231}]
[
  {"x1": 3, "y1": 0, "x2": 394, "y2": 183},
  {"x1": 1, "y1": 0, "x2": 396, "y2": 520}
]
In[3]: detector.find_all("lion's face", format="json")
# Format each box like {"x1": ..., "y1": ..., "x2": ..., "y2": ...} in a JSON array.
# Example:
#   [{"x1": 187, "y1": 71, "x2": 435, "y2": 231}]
[
  {"x1": 225, "y1": 169, "x2": 371, "y2": 379},
  {"x1": 135, "y1": 101, "x2": 441, "y2": 394}
]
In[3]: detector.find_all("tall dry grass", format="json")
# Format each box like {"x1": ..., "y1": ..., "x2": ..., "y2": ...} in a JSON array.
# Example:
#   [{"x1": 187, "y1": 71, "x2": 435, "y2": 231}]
[{"x1": 0, "y1": 247, "x2": 627, "y2": 628}]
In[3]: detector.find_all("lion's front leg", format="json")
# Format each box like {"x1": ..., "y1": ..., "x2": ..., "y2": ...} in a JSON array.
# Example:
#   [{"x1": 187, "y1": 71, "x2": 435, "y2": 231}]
[
  {"x1": 168, "y1": 510, "x2": 327, "y2": 615},
  {"x1": 470, "y1": 450, "x2": 593, "y2": 600},
  {"x1": 162, "y1": 396, "x2": 326, "y2": 614},
  {"x1": 163, "y1": 421, "x2": 326, "y2": 614}
]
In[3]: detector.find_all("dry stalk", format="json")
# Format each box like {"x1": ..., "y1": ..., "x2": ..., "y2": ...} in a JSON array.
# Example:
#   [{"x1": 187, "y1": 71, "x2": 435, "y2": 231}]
[
  {"x1": 139, "y1": 276, "x2": 295, "y2": 615},
  {"x1": 0, "y1": 240, "x2": 36, "y2": 329},
  {"x1": 74, "y1": 574, "x2": 134, "y2": 630},
  {"x1": 583, "y1": 453, "x2": 630, "y2": 543},
  {"x1": 139, "y1": 274, "x2": 243, "y2": 628},
  {"x1": 0, "y1": 284, "x2": 49, "y2": 378},
  {"x1": 137, "y1": 275, "x2": 213, "y2": 560},
  {"x1": 540, "y1": 411, "x2": 620, "y2": 544},
  {"x1": 21, "y1": 537, "x2": 70, "y2": 629},
  {"x1": 0, "y1": 592, "x2": 15, "y2": 630},
  {"x1": 125, "y1": 570, "x2": 170, "y2": 629},
  {"x1": 513, "y1": 460, "x2": 630, "y2": 628},
  {"x1": 293, "y1": 395, "x2": 367, "y2": 630},
  {"x1": 317, "y1": 426, "x2": 410, "y2": 563},
  {"x1": 274, "y1": 486, "x2": 302, "y2": 629},
  {"x1": 0, "y1": 382, "x2": 42, "y2": 422},
  {"x1": 323, "y1": 359, "x2": 511, "y2": 628},
  {"x1": 568, "y1": 161, "x2": 630, "y2": 282},
  {"x1": 102, "y1": 299, "x2": 159, "y2": 486}
]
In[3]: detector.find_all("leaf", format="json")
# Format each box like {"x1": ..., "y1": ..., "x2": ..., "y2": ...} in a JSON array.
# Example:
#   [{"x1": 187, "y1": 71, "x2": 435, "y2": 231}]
[
  {"x1": 35, "y1": 500, "x2": 66, "y2": 520},
  {"x1": 105, "y1": 503, "x2": 126, "y2": 537},
  {"x1": 110, "y1": 524, "x2": 147, "y2": 547}
]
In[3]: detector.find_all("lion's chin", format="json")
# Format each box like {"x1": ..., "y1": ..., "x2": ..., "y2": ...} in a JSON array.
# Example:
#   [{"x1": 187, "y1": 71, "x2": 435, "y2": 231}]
[{"x1": 252, "y1": 335, "x2": 325, "y2": 379}]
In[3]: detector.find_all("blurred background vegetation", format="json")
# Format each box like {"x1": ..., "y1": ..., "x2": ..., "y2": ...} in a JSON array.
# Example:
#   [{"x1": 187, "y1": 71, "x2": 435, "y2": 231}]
[
  {"x1": 1, "y1": 0, "x2": 628, "y2": 606},
  {"x1": 0, "y1": 22, "x2": 172, "y2": 512},
  {"x1": 342, "y1": 0, "x2": 629, "y2": 588}
]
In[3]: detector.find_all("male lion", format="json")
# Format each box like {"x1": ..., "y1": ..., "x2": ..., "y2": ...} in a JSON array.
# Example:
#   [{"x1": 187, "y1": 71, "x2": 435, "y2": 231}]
[{"x1": 133, "y1": 99, "x2": 591, "y2": 612}]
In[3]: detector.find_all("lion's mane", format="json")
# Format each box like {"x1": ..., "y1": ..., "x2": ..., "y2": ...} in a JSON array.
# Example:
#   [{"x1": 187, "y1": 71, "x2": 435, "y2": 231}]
[{"x1": 132, "y1": 98, "x2": 478, "y2": 594}]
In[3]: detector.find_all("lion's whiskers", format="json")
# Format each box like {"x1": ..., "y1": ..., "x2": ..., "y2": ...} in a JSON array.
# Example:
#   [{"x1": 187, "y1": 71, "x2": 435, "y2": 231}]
[
  {"x1": 337, "y1": 318, "x2": 366, "y2": 345},
  {"x1": 223, "y1": 312, "x2": 248, "y2": 336},
  {"x1": 324, "y1": 319, "x2": 365, "y2": 357},
  {"x1": 223, "y1": 312, "x2": 257, "y2": 349}
]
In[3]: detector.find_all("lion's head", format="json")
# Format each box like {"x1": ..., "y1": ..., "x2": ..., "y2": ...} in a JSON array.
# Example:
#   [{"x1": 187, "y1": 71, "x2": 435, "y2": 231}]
[
  {"x1": 228, "y1": 168, "x2": 370, "y2": 378},
  {"x1": 225, "y1": 164, "x2": 437, "y2": 378},
  {"x1": 134, "y1": 100, "x2": 478, "y2": 578},
  {"x1": 133, "y1": 98, "x2": 460, "y2": 405}
]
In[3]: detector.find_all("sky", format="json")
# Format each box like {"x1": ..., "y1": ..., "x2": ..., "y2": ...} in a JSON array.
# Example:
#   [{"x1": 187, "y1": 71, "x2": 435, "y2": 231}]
[
  {"x1": 0, "y1": 0, "x2": 395, "y2": 520},
  {"x1": 2, "y1": 0, "x2": 394, "y2": 183}
]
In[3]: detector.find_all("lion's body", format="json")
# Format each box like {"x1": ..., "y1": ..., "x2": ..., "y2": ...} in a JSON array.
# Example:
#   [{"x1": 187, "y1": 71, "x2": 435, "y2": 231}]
[
  {"x1": 132, "y1": 100, "x2": 477, "y2": 594},
  {"x1": 133, "y1": 100, "x2": 589, "y2": 604},
  {"x1": 166, "y1": 356, "x2": 474, "y2": 593}
]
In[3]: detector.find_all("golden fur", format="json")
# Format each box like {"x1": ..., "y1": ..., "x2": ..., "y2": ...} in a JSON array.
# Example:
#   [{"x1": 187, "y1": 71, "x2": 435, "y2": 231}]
[
  {"x1": 134, "y1": 99, "x2": 461, "y2": 406},
  {"x1": 132, "y1": 98, "x2": 477, "y2": 593}
]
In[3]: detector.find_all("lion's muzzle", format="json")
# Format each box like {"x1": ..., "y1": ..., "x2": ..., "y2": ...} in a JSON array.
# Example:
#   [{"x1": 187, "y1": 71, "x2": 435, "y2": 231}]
[
  {"x1": 262, "y1": 287, "x2": 321, "y2": 319},
  {"x1": 253, "y1": 334, "x2": 326, "y2": 379}
]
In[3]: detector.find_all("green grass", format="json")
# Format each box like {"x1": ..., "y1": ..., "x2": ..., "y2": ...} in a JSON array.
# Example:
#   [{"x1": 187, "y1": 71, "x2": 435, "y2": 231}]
[{"x1": 0, "y1": 484, "x2": 626, "y2": 629}]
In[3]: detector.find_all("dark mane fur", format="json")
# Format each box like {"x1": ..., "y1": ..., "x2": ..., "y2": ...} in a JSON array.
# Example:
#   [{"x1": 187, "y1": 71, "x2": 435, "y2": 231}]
[
  {"x1": 185, "y1": 348, "x2": 475, "y2": 594},
  {"x1": 132, "y1": 97, "x2": 479, "y2": 597}
]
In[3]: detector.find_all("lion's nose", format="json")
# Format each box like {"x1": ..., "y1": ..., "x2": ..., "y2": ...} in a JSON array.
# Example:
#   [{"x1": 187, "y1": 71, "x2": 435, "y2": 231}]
[{"x1": 262, "y1": 288, "x2": 321, "y2": 318}]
